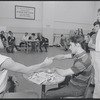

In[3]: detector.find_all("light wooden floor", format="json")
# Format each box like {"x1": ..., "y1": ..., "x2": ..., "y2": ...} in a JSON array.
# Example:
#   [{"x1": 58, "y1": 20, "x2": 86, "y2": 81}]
[{"x1": 0, "y1": 47, "x2": 93, "y2": 98}]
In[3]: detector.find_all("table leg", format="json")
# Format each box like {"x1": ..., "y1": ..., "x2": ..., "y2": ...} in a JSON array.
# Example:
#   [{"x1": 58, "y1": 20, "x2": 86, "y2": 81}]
[
  {"x1": 41, "y1": 85, "x2": 46, "y2": 98},
  {"x1": 24, "y1": 41, "x2": 26, "y2": 52},
  {"x1": 26, "y1": 41, "x2": 28, "y2": 53}
]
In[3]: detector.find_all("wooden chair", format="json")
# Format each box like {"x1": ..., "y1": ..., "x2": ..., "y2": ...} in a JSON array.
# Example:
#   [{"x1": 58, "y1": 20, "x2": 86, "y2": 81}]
[{"x1": 62, "y1": 73, "x2": 94, "y2": 98}]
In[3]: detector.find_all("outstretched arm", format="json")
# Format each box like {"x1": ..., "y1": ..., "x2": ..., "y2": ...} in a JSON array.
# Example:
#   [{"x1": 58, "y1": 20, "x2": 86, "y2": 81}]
[
  {"x1": 1, "y1": 57, "x2": 53, "y2": 75},
  {"x1": 53, "y1": 68, "x2": 74, "y2": 77},
  {"x1": 51, "y1": 54, "x2": 72, "y2": 60}
]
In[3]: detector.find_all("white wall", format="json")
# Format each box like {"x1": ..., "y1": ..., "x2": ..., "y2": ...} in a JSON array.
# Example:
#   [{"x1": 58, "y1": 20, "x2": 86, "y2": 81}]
[
  {"x1": 42, "y1": 1, "x2": 96, "y2": 45},
  {"x1": 42, "y1": 1, "x2": 55, "y2": 45},
  {"x1": 0, "y1": 1, "x2": 98, "y2": 45},
  {"x1": 0, "y1": 1, "x2": 43, "y2": 33},
  {"x1": 53, "y1": 1, "x2": 95, "y2": 34}
]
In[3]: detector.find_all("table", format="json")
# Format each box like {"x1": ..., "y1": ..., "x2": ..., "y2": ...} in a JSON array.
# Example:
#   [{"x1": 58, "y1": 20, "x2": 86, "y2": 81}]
[
  {"x1": 22, "y1": 40, "x2": 39, "y2": 53},
  {"x1": 23, "y1": 71, "x2": 65, "y2": 98}
]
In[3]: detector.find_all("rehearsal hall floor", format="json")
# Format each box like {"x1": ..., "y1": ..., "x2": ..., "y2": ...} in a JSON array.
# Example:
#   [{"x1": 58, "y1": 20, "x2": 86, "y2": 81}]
[{"x1": 0, "y1": 47, "x2": 93, "y2": 98}]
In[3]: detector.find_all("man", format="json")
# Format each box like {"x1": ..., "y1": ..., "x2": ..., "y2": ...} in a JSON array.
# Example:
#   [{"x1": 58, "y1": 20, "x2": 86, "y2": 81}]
[
  {"x1": 91, "y1": 8, "x2": 100, "y2": 98},
  {"x1": 0, "y1": 55, "x2": 53, "y2": 98},
  {"x1": 88, "y1": 21, "x2": 100, "y2": 50},
  {"x1": 29, "y1": 33, "x2": 38, "y2": 51},
  {"x1": 60, "y1": 34, "x2": 68, "y2": 51},
  {"x1": 7, "y1": 31, "x2": 20, "y2": 53},
  {"x1": 19, "y1": 32, "x2": 30, "y2": 47},
  {"x1": 36, "y1": 33, "x2": 49, "y2": 52},
  {"x1": 45, "y1": 35, "x2": 93, "y2": 98},
  {"x1": 95, "y1": 9, "x2": 100, "y2": 51},
  {"x1": 0, "y1": 31, "x2": 6, "y2": 48}
]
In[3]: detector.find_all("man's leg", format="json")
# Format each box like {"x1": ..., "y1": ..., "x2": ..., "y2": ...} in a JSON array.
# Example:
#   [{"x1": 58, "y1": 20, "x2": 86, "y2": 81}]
[
  {"x1": 45, "y1": 83, "x2": 86, "y2": 98},
  {"x1": 39, "y1": 41, "x2": 43, "y2": 52},
  {"x1": 44, "y1": 44, "x2": 48, "y2": 52}
]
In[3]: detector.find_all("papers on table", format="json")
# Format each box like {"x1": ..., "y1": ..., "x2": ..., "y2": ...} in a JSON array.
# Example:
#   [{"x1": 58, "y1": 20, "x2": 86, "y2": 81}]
[{"x1": 23, "y1": 71, "x2": 65, "y2": 85}]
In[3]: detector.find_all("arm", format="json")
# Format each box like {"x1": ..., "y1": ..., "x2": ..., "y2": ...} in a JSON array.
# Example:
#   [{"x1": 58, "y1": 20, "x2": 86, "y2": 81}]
[
  {"x1": 88, "y1": 38, "x2": 95, "y2": 49},
  {"x1": 54, "y1": 68, "x2": 74, "y2": 77},
  {"x1": 52, "y1": 54, "x2": 72, "y2": 60},
  {"x1": 1, "y1": 57, "x2": 53, "y2": 75}
]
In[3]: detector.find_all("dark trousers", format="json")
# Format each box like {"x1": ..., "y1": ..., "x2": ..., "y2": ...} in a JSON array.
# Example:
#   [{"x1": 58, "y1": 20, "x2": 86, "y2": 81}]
[
  {"x1": 39, "y1": 41, "x2": 48, "y2": 52},
  {"x1": 45, "y1": 82, "x2": 86, "y2": 98}
]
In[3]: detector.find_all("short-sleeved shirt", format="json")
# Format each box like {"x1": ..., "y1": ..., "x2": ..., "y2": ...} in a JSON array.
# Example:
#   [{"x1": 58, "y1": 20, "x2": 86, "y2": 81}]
[
  {"x1": 70, "y1": 51, "x2": 92, "y2": 87},
  {"x1": 0, "y1": 54, "x2": 9, "y2": 93}
]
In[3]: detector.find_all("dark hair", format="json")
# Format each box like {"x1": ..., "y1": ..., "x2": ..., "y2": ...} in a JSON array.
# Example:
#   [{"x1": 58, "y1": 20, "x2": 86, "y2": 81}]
[
  {"x1": 8, "y1": 76, "x2": 13, "y2": 81},
  {"x1": 69, "y1": 36, "x2": 86, "y2": 51},
  {"x1": 8, "y1": 31, "x2": 12, "y2": 33},
  {"x1": 93, "y1": 21, "x2": 100, "y2": 26},
  {"x1": 61, "y1": 34, "x2": 63, "y2": 37},
  {"x1": 98, "y1": 8, "x2": 100, "y2": 13},
  {"x1": 25, "y1": 32, "x2": 28, "y2": 34},
  {"x1": 31, "y1": 33, "x2": 35, "y2": 36}
]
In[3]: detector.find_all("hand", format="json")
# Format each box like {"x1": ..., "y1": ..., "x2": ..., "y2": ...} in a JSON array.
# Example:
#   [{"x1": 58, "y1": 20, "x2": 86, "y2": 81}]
[
  {"x1": 37, "y1": 68, "x2": 49, "y2": 72},
  {"x1": 53, "y1": 68, "x2": 65, "y2": 76},
  {"x1": 49, "y1": 57, "x2": 55, "y2": 60},
  {"x1": 43, "y1": 57, "x2": 53, "y2": 66}
]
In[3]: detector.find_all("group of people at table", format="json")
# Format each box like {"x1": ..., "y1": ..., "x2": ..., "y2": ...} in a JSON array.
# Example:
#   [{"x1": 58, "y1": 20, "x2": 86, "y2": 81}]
[
  {"x1": 0, "y1": 9, "x2": 100, "y2": 98},
  {"x1": 0, "y1": 31, "x2": 49, "y2": 53}
]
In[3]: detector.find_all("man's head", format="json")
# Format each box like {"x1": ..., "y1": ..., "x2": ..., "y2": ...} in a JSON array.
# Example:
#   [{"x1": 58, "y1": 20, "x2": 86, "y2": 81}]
[
  {"x1": 25, "y1": 32, "x2": 28, "y2": 36},
  {"x1": 8, "y1": 31, "x2": 13, "y2": 36},
  {"x1": 93, "y1": 21, "x2": 100, "y2": 33},
  {"x1": 31, "y1": 33, "x2": 35, "y2": 36},
  {"x1": 1, "y1": 31, "x2": 4, "y2": 35},
  {"x1": 69, "y1": 36, "x2": 85, "y2": 55},
  {"x1": 61, "y1": 34, "x2": 63, "y2": 37}
]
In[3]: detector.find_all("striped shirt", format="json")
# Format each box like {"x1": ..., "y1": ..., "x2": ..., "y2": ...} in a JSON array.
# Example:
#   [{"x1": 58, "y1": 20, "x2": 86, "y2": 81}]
[{"x1": 70, "y1": 51, "x2": 93, "y2": 87}]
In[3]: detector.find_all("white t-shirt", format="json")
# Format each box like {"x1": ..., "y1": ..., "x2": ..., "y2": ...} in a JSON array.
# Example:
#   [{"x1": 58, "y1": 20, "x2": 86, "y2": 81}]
[
  {"x1": 95, "y1": 29, "x2": 100, "y2": 51},
  {"x1": 0, "y1": 54, "x2": 9, "y2": 93},
  {"x1": 22, "y1": 35, "x2": 29, "y2": 41}
]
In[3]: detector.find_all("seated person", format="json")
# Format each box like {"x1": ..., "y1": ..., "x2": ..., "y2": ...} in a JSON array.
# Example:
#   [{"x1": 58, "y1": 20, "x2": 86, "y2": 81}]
[
  {"x1": 36, "y1": 33, "x2": 49, "y2": 52},
  {"x1": 45, "y1": 35, "x2": 93, "y2": 98},
  {"x1": 0, "y1": 31, "x2": 7, "y2": 48},
  {"x1": 19, "y1": 32, "x2": 30, "y2": 47},
  {"x1": 29, "y1": 33, "x2": 39, "y2": 51},
  {"x1": 7, "y1": 31, "x2": 20, "y2": 53},
  {"x1": 60, "y1": 34, "x2": 68, "y2": 51}
]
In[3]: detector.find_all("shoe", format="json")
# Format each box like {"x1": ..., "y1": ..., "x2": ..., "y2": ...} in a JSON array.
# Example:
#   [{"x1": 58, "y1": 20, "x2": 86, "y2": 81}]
[
  {"x1": 45, "y1": 49, "x2": 48, "y2": 52},
  {"x1": 64, "y1": 48, "x2": 68, "y2": 51},
  {"x1": 40, "y1": 50, "x2": 43, "y2": 52},
  {"x1": 17, "y1": 49, "x2": 21, "y2": 51},
  {"x1": 90, "y1": 84, "x2": 95, "y2": 87}
]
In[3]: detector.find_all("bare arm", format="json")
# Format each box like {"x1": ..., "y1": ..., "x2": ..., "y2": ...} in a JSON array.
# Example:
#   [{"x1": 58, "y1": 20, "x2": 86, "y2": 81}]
[
  {"x1": 52, "y1": 54, "x2": 72, "y2": 60},
  {"x1": 1, "y1": 57, "x2": 52, "y2": 75},
  {"x1": 54, "y1": 68, "x2": 74, "y2": 77}
]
